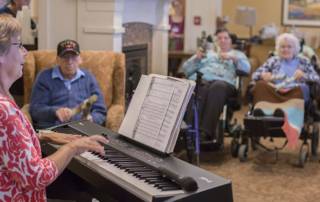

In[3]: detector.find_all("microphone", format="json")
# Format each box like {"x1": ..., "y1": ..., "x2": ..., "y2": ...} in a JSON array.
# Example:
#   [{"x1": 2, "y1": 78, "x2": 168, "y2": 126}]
[
  {"x1": 70, "y1": 94, "x2": 98, "y2": 118},
  {"x1": 158, "y1": 166, "x2": 198, "y2": 192}
]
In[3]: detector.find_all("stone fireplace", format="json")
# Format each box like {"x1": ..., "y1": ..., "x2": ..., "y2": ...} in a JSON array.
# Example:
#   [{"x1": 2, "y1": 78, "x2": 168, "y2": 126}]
[
  {"x1": 122, "y1": 22, "x2": 152, "y2": 103},
  {"x1": 122, "y1": 44, "x2": 148, "y2": 105}
]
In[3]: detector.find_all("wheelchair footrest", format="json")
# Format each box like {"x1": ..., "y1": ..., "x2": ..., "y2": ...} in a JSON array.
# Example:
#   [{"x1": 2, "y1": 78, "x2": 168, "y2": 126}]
[{"x1": 244, "y1": 115, "x2": 285, "y2": 137}]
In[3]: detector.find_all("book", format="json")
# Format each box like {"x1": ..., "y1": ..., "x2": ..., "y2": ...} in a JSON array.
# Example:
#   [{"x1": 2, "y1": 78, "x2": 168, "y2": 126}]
[{"x1": 118, "y1": 74, "x2": 195, "y2": 154}]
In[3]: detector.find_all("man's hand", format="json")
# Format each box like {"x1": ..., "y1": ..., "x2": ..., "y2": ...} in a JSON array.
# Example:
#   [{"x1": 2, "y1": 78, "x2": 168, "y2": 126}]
[
  {"x1": 261, "y1": 72, "x2": 273, "y2": 82},
  {"x1": 85, "y1": 114, "x2": 93, "y2": 122},
  {"x1": 56, "y1": 107, "x2": 73, "y2": 122}
]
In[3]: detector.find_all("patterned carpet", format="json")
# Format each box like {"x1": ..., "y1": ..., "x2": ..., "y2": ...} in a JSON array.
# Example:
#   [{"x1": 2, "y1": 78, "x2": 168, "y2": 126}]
[
  {"x1": 176, "y1": 105, "x2": 320, "y2": 202},
  {"x1": 197, "y1": 138, "x2": 320, "y2": 202}
]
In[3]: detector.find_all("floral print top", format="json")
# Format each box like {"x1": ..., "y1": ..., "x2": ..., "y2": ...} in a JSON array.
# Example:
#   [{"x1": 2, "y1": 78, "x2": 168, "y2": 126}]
[
  {"x1": 0, "y1": 95, "x2": 58, "y2": 202},
  {"x1": 252, "y1": 55, "x2": 320, "y2": 83}
]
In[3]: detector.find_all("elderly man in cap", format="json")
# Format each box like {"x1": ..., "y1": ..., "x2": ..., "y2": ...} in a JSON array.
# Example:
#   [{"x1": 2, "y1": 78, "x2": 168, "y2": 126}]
[{"x1": 29, "y1": 39, "x2": 107, "y2": 129}]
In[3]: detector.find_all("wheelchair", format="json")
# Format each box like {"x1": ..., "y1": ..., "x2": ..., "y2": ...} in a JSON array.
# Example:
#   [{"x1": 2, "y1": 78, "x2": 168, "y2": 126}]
[
  {"x1": 180, "y1": 70, "x2": 247, "y2": 165},
  {"x1": 229, "y1": 46, "x2": 320, "y2": 167},
  {"x1": 231, "y1": 80, "x2": 320, "y2": 168}
]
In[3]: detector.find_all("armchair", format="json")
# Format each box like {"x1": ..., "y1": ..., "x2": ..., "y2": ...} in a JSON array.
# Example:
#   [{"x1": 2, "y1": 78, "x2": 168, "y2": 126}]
[{"x1": 23, "y1": 50, "x2": 125, "y2": 132}]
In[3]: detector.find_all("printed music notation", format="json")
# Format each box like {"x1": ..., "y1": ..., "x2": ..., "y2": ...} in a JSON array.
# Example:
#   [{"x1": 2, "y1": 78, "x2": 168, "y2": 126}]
[{"x1": 119, "y1": 74, "x2": 195, "y2": 153}]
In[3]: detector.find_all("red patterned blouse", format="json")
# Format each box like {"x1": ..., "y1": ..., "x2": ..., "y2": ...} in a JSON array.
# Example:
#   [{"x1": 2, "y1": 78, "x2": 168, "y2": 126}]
[{"x1": 0, "y1": 96, "x2": 58, "y2": 202}]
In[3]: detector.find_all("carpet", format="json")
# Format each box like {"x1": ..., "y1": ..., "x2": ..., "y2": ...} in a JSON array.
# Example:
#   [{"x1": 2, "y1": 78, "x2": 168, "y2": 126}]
[{"x1": 182, "y1": 137, "x2": 320, "y2": 202}]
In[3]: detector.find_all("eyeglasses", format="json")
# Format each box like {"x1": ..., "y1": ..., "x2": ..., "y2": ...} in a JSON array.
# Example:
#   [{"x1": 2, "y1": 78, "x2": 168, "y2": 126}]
[{"x1": 11, "y1": 42, "x2": 24, "y2": 49}]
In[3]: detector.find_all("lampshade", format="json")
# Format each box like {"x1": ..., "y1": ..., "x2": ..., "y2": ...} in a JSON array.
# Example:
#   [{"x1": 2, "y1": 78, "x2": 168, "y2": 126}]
[{"x1": 235, "y1": 6, "x2": 256, "y2": 27}]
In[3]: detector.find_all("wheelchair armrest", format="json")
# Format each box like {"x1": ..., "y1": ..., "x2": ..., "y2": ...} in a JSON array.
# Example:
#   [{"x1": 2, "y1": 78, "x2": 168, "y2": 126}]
[
  {"x1": 308, "y1": 82, "x2": 320, "y2": 117},
  {"x1": 245, "y1": 82, "x2": 256, "y2": 104},
  {"x1": 175, "y1": 72, "x2": 187, "y2": 78},
  {"x1": 234, "y1": 69, "x2": 248, "y2": 92},
  {"x1": 306, "y1": 81, "x2": 320, "y2": 99},
  {"x1": 235, "y1": 69, "x2": 249, "y2": 77},
  {"x1": 310, "y1": 55, "x2": 320, "y2": 74}
]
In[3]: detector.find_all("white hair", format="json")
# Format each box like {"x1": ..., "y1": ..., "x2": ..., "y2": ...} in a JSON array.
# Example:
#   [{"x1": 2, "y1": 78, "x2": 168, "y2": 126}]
[{"x1": 275, "y1": 33, "x2": 300, "y2": 56}]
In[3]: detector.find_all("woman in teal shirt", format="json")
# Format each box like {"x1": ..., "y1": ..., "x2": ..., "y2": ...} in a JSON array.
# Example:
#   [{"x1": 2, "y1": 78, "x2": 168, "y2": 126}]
[{"x1": 183, "y1": 28, "x2": 250, "y2": 145}]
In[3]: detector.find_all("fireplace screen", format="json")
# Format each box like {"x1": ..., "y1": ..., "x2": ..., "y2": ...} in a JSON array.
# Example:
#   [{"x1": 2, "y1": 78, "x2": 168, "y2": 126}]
[{"x1": 123, "y1": 44, "x2": 148, "y2": 107}]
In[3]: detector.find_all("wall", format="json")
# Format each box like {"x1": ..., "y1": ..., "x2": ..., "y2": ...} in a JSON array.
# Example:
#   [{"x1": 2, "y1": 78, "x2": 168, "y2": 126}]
[
  {"x1": 38, "y1": 0, "x2": 77, "y2": 50},
  {"x1": 37, "y1": 0, "x2": 127, "y2": 51},
  {"x1": 184, "y1": 0, "x2": 221, "y2": 52},
  {"x1": 31, "y1": 0, "x2": 38, "y2": 20},
  {"x1": 222, "y1": 0, "x2": 320, "y2": 45},
  {"x1": 123, "y1": 0, "x2": 158, "y2": 25}
]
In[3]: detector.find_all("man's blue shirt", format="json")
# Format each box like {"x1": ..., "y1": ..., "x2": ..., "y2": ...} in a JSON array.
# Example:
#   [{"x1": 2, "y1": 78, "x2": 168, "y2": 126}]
[
  {"x1": 29, "y1": 66, "x2": 107, "y2": 129},
  {"x1": 51, "y1": 66, "x2": 85, "y2": 90}
]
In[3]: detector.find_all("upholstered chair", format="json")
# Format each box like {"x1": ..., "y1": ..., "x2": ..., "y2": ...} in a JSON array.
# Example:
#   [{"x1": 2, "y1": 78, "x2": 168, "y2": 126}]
[{"x1": 22, "y1": 50, "x2": 125, "y2": 132}]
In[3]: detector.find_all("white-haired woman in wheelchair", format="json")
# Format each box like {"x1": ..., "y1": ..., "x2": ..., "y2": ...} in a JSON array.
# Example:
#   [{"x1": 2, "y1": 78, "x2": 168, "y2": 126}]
[
  {"x1": 252, "y1": 33, "x2": 319, "y2": 105},
  {"x1": 251, "y1": 33, "x2": 320, "y2": 148}
]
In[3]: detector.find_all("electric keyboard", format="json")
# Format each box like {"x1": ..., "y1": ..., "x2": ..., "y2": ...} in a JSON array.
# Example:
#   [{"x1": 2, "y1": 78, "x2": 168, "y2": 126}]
[{"x1": 44, "y1": 120, "x2": 233, "y2": 202}]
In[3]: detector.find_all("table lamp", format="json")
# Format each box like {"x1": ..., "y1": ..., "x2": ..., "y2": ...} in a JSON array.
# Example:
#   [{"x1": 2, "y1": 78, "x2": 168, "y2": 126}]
[{"x1": 235, "y1": 6, "x2": 256, "y2": 38}]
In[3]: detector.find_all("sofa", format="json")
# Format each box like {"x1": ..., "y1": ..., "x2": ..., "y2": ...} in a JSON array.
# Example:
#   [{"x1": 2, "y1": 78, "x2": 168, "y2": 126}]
[{"x1": 23, "y1": 50, "x2": 126, "y2": 132}]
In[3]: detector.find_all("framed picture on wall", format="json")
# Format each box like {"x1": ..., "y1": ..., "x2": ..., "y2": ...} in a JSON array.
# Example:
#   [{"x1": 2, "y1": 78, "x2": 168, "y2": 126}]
[{"x1": 282, "y1": 0, "x2": 320, "y2": 27}]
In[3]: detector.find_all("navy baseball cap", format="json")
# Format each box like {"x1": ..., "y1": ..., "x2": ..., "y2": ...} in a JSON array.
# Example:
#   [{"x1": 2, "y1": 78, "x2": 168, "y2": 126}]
[{"x1": 57, "y1": 39, "x2": 80, "y2": 57}]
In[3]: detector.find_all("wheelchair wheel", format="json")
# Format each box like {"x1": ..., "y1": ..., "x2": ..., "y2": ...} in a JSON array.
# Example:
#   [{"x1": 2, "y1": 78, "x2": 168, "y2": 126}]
[
  {"x1": 238, "y1": 144, "x2": 248, "y2": 162},
  {"x1": 231, "y1": 138, "x2": 240, "y2": 158},
  {"x1": 311, "y1": 123, "x2": 319, "y2": 157},
  {"x1": 298, "y1": 144, "x2": 309, "y2": 168}
]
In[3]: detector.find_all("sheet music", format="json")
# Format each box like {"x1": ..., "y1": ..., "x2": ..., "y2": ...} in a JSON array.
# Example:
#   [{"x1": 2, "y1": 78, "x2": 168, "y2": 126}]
[
  {"x1": 119, "y1": 75, "x2": 151, "y2": 138},
  {"x1": 119, "y1": 74, "x2": 195, "y2": 153},
  {"x1": 166, "y1": 81, "x2": 195, "y2": 152}
]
